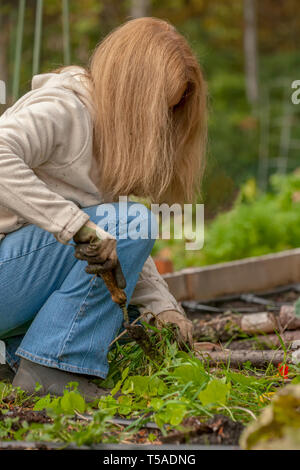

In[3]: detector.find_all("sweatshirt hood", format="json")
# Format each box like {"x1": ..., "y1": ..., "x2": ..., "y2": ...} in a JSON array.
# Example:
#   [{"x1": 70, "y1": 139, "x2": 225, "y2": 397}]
[{"x1": 31, "y1": 66, "x2": 94, "y2": 115}]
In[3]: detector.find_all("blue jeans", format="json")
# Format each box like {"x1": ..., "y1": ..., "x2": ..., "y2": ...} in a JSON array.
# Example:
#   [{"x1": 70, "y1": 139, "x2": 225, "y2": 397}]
[{"x1": 0, "y1": 204, "x2": 156, "y2": 378}]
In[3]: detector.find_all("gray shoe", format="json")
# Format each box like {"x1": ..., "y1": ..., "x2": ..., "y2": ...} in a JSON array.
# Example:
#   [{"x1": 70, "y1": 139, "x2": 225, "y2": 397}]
[
  {"x1": 0, "y1": 364, "x2": 15, "y2": 383},
  {"x1": 12, "y1": 359, "x2": 110, "y2": 402}
]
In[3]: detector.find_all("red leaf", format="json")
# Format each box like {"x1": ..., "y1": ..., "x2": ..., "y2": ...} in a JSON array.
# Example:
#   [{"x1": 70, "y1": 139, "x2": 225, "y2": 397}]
[{"x1": 278, "y1": 362, "x2": 289, "y2": 379}]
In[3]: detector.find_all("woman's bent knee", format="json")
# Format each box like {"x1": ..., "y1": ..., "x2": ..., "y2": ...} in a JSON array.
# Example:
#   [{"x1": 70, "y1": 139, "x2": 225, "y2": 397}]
[{"x1": 83, "y1": 202, "x2": 158, "y2": 243}]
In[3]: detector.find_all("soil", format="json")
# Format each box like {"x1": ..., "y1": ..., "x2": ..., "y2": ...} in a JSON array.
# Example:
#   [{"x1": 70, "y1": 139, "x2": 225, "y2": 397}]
[
  {"x1": 0, "y1": 399, "x2": 245, "y2": 449},
  {"x1": 161, "y1": 415, "x2": 244, "y2": 446},
  {"x1": 0, "y1": 407, "x2": 244, "y2": 448},
  {"x1": 183, "y1": 285, "x2": 300, "y2": 321},
  {"x1": 0, "y1": 408, "x2": 51, "y2": 431}
]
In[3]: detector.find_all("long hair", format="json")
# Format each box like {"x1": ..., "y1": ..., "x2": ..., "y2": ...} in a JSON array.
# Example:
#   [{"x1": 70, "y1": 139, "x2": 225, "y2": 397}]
[{"x1": 71, "y1": 17, "x2": 207, "y2": 204}]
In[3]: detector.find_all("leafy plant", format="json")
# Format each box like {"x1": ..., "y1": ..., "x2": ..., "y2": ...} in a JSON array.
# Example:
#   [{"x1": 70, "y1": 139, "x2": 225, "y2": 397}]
[
  {"x1": 34, "y1": 383, "x2": 86, "y2": 416},
  {"x1": 153, "y1": 171, "x2": 300, "y2": 269},
  {"x1": 1, "y1": 323, "x2": 300, "y2": 446},
  {"x1": 198, "y1": 379, "x2": 231, "y2": 406}
]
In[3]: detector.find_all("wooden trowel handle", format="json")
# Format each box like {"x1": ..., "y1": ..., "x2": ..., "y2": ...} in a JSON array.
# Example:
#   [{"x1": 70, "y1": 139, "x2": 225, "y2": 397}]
[{"x1": 99, "y1": 271, "x2": 127, "y2": 307}]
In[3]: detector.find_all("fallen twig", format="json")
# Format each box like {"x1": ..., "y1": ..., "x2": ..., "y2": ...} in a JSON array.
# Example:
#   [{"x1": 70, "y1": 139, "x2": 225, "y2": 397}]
[
  {"x1": 193, "y1": 312, "x2": 277, "y2": 342},
  {"x1": 193, "y1": 342, "x2": 223, "y2": 352},
  {"x1": 229, "y1": 406, "x2": 257, "y2": 421},
  {"x1": 196, "y1": 349, "x2": 287, "y2": 367},
  {"x1": 193, "y1": 307, "x2": 300, "y2": 342},
  {"x1": 279, "y1": 305, "x2": 300, "y2": 331},
  {"x1": 227, "y1": 330, "x2": 300, "y2": 350}
]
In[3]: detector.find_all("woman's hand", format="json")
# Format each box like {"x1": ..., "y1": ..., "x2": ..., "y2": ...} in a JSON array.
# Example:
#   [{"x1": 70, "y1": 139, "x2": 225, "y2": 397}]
[
  {"x1": 73, "y1": 221, "x2": 126, "y2": 289},
  {"x1": 155, "y1": 310, "x2": 193, "y2": 348}
]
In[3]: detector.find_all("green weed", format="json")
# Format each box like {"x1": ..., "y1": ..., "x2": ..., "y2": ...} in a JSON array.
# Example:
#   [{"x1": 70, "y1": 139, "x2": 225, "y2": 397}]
[{"x1": 0, "y1": 325, "x2": 299, "y2": 445}]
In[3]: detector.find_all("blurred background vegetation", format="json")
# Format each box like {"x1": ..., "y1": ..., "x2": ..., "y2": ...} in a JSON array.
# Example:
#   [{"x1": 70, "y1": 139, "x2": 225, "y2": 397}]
[{"x1": 0, "y1": 0, "x2": 299, "y2": 269}]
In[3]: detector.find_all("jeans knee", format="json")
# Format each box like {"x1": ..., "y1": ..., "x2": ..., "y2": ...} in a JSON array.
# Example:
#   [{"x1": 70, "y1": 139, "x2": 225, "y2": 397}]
[
  {"x1": 86, "y1": 202, "x2": 158, "y2": 243},
  {"x1": 125, "y1": 203, "x2": 158, "y2": 245}
]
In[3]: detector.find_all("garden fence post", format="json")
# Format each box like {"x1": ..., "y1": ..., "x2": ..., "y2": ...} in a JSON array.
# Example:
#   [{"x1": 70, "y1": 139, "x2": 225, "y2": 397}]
[
  {"x1": 32, "y1": 0, "x2": 43, "y2": 76},
  {"x1": 12, "y1": 0, "x2": 26, "y2": 101}
]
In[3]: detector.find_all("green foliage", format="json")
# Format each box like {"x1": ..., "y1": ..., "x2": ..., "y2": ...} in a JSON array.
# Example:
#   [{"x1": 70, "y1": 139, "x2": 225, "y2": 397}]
[
  {"x1": 122, "y1": 375, "x2": 167, "y2": 398},
  {"x1": 34, "y1": 383, "x2": 86, "y2": 415},
  {"x1": 25, "y1": 410, "x2": 114, "y2": 447},
  {"x1": 171, "y1": 352, "x2": 209, "y2": 386},
  {"x1": 154, "y1": 171, "x2": 300, "y2": 269},
  {"x1": 0, "y1": 381, "x2": 114, "y2": 444},
  {"x1": 1, "y1": 325, "x2": 300, "y2": 445},
  {"x1": 198, "y1": 379, "x2": 231, "y2": 406},
  {"x1": 202, "y1": 172, "x2": 300, "y2": 264},
  {"x1": 94, "y1": 327, "x2": 300, "y2": 432},
  {"x1": 155, "y1": 402, "x2": 188, "y2": 427},
  {"x1": 203, "y1": 175, "x2": 300, "y2": 264}
]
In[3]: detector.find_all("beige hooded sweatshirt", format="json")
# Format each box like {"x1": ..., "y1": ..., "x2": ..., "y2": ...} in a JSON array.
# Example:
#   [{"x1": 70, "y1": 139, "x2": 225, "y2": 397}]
[{"x1": 0, "y1": 66, "x2": 184, "y2": 317}]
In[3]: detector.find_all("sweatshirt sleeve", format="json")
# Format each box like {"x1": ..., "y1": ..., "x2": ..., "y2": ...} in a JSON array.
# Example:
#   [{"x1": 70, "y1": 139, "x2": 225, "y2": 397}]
[
  {"x1": 129, "y1": 256, "x2": 186, "y2": 318},
  {"x1": 0, "y1": 91, "x2": 91, "y2": 243}
]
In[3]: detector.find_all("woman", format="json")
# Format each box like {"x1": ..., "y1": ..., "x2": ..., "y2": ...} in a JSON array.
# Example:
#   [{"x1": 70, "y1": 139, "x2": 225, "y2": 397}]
[{"x1": 0, "y1": 17, "x2": 207, "y2": 400}]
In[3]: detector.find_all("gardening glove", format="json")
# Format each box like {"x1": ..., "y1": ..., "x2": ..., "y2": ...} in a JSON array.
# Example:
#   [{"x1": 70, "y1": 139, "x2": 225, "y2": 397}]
[
  {"x1": 155, "y1": 310, "x2": 193, "y2": 348},
  {"x1": 73, "y1": 220, "x2": 126, "y2": 289}
]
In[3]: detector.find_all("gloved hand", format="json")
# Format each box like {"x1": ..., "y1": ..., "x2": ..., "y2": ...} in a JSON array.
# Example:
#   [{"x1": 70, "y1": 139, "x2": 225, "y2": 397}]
[
  {"x1": 73, "y1": 220, "x2": 126, "y2": 289},
  {"x1": 155, "y1": 310, "x2": 193, "y2": 348}
]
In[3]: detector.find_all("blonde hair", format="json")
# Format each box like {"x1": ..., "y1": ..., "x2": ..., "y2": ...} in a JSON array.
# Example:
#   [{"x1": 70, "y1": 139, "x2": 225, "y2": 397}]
[{"x1": 67, "y1": 17, "x2": 207, "y2": 204}]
